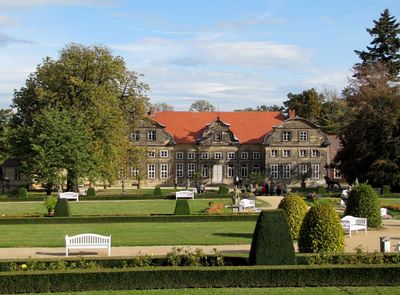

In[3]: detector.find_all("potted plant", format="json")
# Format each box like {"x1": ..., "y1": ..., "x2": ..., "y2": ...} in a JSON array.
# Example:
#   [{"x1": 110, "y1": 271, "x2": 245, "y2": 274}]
[
  {"x1": 250, "y1": 172, "x2": 263, "y2": 188},
  {"x1": 300, "y1": 172, "x2": 311, "y2": 188},
  {"x1": 135, "y1": 173, "x2": 146, "y2": 189},
  {"x1": 44, "y1": 196, "x2": 58, "y2": 216}
]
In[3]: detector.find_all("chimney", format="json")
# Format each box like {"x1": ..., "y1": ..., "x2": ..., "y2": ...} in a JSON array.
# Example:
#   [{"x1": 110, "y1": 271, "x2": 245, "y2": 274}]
[
  {"x1": 149, "y1": 107, "x2": 156, "y2": 116},
  {"x1": 288, "y1": 109, "x2": 295, "y2": 119}
]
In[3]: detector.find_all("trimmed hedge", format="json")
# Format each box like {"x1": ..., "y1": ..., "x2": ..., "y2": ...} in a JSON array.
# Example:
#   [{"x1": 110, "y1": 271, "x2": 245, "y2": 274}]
[
  {"x1": 86, "y1": 187, "x2": 96, "y2": 197},
  {"x1": 0, "y1": 264, "x2": 399, "y2": 293},
  {"x1": 153, "y1": 187, "x2": 162, "y2": 196},
  {"x1": 18, "y1": 187, "x2": 28, "y2": 198},
  {"x1": 53, "y1": 199, "x2": 71, "y2": 217},
  {"x1": 218, "y1": 185, "x2": 228, "y2": 194},
  {"x1": 174, "y1": 199, "x2": 191, "y2": 215}
]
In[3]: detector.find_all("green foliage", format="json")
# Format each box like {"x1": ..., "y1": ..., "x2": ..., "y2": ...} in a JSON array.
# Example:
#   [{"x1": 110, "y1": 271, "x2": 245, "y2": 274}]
[
  {"x1": 382, "y1": 185, "x2": 391, "y2": 194},
  {"x1": 189, "y1": 99, "x2": 215, "y2": 112},
  {"x1": 345, "y1": 183, "x2": 382, "y2": 228},
  {"x1": 43, "y1": 196, "x2": 57, "y2": 211},
  {"x1": 218, "y1": 185, "x2": 228, "y2": 194},
  {"x1": 153, "y1": 187, "x2": 162, "y2": 196},
  {"x1": 174, "y1": 199, "x2": 190, "y2": 215},
  {"x1": 53, "y1": 198, "x2": 71, "y2": 217},
  {"x1": 86, "y1": 187, "x2": 96, "y2": 197},
  {"x1": 18, "y1": 187, "x2": 28, "y2": 198},
  {"x1": 283, "y1": 88, "x2": 325, "y2": 123},
  {"x1": 317, "y1": 185, "x2": 326, "y2": 194},
  {"x1": 250, "y1": 172, "x2": 263, "y2": 185},
  {"x1": 298, "y1": 201, "x2": 345, "y2": 253},
  {"x1": 249, "y1": 210, "x2": 296, "y2": 265},
  {"x1": 278, "y1": 194, "x2": 308, "y2": 240}
]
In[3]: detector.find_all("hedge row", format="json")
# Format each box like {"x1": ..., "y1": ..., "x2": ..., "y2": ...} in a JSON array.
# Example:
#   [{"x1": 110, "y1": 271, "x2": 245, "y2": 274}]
[
  {"x1": 1, "y1": 264, "x2": 399, "y2": 293},
  {"x1": 0, "y1": 214, "x2": 259, "y2": 225}
]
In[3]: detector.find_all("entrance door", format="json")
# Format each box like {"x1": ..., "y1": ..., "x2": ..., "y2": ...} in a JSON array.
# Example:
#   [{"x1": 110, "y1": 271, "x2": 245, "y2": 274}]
[{"x1": 213, "y1": 165, "x2": 223, "y2": 183}]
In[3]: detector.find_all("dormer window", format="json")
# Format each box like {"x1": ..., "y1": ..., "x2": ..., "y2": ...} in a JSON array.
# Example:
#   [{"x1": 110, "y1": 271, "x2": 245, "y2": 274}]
[
  {"x1": 147, "y1": 130, "x2": 156, "y2": 141},
  {"x1": 299, "y1": 131, "x2": 308, "y2": 141},
  {"x1": 282, "y1": 131, "x2": 291, "y2": 141},
  {"x1": 215, "y1": 133, "x2": 222, "y2": 141}
]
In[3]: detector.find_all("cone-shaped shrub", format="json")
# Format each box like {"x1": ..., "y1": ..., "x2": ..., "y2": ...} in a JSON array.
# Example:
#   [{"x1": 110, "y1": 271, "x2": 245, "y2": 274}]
[
  {"x1": 54, "y1": 198, "x2": 71, "y2": 217},
  {"x1": 218, "y1": 185, "x2": 228, "y2": 194},
  {"x1": 18, "y1": 187, "x2": 28, "y2": 198},
  {"x1": 278, "y1": 193, "x2": 308, "y2": 240},
  {"x1": 249, "y1": 209, "x2": 296, "y2": 265},
  {"x1": 174, "y1": 199, "x2": 191, "y2": 215},
  {"x1": 87, "y1": 187, "x2": 96, "y2": 197},
  {"x1": 153, "y1": 187, "x2": 162, "y2": 196},
  {"x1": 345, "y1": 183, "x2": 382, "y2": 228},
  {"x1": 298, "y1": 201, "x2": 344, "y2": 253},
  {"x1": 382, "y1": 185, "x2": 390, "y2": 194}
]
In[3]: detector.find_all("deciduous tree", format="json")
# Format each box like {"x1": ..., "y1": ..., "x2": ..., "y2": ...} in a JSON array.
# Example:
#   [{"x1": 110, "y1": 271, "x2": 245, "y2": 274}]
[
  {"x1": 189, "y1": 99, "x2": 215, "y2": 112},
  {"x1": 283, "y1": 88, "x2": 325, "y2": 123}
]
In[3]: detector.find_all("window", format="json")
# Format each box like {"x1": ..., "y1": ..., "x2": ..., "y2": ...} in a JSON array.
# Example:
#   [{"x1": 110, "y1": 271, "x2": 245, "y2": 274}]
[
  {"x1": 188, "y1": 163, "x2": 195, "y2": 178},
  {"x1": 312, "y1": 164, "x2": 320, "y2": 179},
  {"x1": 283, "y1": 150, "x2": 291, "y2": 157},
  {"x1": 147, "y1": 131, "x2": 156, "y2": 141},
  {"x1": 176, "y1": 152, "x2": 183, "y2": 159},
  {"x1": 334, "y1": 168, "x2": 341, "y2": 179},
  {"x1": 130, "y1": 167, "x2": 138, "y2": 178},
  {"x1": 215, "y1": 133, "x2": 222, "y2": 141},
  {"x1": 131, "y1": 131, "x2": 140, "y2": 141},
  {"x1": 270, "y1": 150, "x2": 278, "y2": 157},
  {"x1": 160, "y1": 150, "x2": 168, "y2": 158},
  {"x1": 228, "y1": 152, "x2": 235, "y2": 159},
  {"x1": 253, "y1": 164, "x2": 260, "y2": 173},
  {"x1": 227, "y1": 164, "x2": 235, "y2": 177},
  {"x1": 299, "y1": 164, "x2": 308, "y2": 176},
  {"x1": 14, "y1": 171, "x2": 21, "y2": 181},
  {"x1": 201, "y1": 152, "x2": 209, "y2": 159},
  {"x1": 312, "y1": 150, "x2": 320, "y2": 157},
  {"x1": 299, "y1": 150, "x2": 307, "y2": 158},
  {"x1": 282, "y1": 131, "x2": 291, "y2": 141},
  {"x1": 214, "y1": 152, "x2": 222, "y2": 160},
  {"x1": 147, "y1": 164, "x2": 155, "y2": 178},
  {"x1": 148, "y1": 150, "x2": 155, "y2": 158},
  {"x1": 188, "y1": 152, "x2": 195, "y2": 160},
  {"x1": 283, "y1": 164, "x2": 290, "y2": 179},
  {"x1": 241, "y1": 152, "x2": 248, "y2": 160},
  {"x1": 253, "y1": 152, "x2": 260, "y2": 160},
  {"x1": 160, "y1": 164, "x2": 168, "y2": 179},
  {"x1": 118, "y1": 165, "x2": 126, "y2": 179},
  {"x1": 299, "y1": 131, "x2": 308, "y2": 141},
  {"x1": 201, "y1": 164, "x2": 208, "y2": 177},
  {"x1": 241, "y1": 164, "x2": 248, "y2": 177},
  {"x1": 176, "y1": 163, "x2": 183, "y2": 178},
  {"x1": 270, "y1": 164, "x2": 278, "y2": 179}
]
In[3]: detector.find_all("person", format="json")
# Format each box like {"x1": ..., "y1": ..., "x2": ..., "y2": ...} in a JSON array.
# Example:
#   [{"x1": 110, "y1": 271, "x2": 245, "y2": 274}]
[
  {"x1": 261, "y1": 186, "x2": 266, "y2": 195},
  {"x1": 199, "y1": 183, "x2": 205, "y2": 194},
  {"x1": 234, "y1": 176, "x2": 239, "y2": 188},
  {"x1": 186, "y1": 178, "x2": 190, "y2": 189},
  {"x1": 264, "y1": 182, "x2": 269, "y2": 196},
  {"x1": 276, "y1": 185, "x2": 282, "y2": 196},
  {"x1": 232, "y1": 187, "x2": 240, "y2": 206}
]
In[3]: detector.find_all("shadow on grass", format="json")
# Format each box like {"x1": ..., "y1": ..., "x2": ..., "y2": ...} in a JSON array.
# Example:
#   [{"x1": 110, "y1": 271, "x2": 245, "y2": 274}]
[{"x1": 212, "y1": 233, "x2": 253, "y2": 239}]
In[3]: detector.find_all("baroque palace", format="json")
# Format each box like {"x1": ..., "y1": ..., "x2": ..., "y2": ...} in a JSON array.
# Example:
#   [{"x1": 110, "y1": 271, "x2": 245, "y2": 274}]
[{"x1": 128, "y1": 108, "x2": 342, "y2": 188}]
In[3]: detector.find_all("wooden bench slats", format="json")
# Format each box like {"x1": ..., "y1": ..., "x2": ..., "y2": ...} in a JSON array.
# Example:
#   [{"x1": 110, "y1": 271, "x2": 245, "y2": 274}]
[{"x1": 65, "y1": 233, "x2": 111, "y2": 257}]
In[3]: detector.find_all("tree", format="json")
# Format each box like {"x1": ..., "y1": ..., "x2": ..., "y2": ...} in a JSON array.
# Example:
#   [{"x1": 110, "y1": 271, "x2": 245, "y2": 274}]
[
  {"x1": 335, "y1": 62, "x2": 400, "y2": 188},
  {"x1": 283, "y1": 88, "x2": 325, "y2": 123},
  {"x1": 10, "y1": 43, "x2": 150, "y2": 189},
  {"x1": 152, "y1": 102, "x2": 174, "y2": 111},
  {"x1": 0, "y1": 108, "x2": 12, "y2": 163},
  {"x1": 234, "y1": 104, "x2": 285, "y2": 112},
  {"x1": 355, "y1": 9, "x2": 400, "y2": 79},
  {"x1": 189, "y1": 100, "x2": 215, "y2": 112}
]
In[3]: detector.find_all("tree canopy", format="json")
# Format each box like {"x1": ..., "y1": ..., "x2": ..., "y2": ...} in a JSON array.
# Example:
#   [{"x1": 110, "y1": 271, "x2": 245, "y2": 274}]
[
  {"x1": 234, "y1": 105, "x2": 285, "y2": 112},
  {"x1": 189, "y1": 99, "x2": 216, "y2": 112},
  {"x1": 10, "y1": 43, "x2": 150, "y2": 191}
]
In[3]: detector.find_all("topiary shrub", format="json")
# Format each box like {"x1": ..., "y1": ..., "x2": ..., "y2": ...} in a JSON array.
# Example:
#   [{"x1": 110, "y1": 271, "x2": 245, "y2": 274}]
[
  {"x1": 218, "y1": 185, "x2": 228, "y2": 194},
  {"x1": 174, "y1": 199, "x2": 191, "y2": 215},
  {"x1": 277, "y1": 193, "x2": 308, "y2": 240},
  {"x1": 249, "y1": 210, "x2": 296, "y2": 265},
  {"x1": 345, "y1": 183, "x2": 382, "y2": 228},
  {"x1": 298, "y1": 200, "x2": 345, "y2": 253},
  {"x1": 18, "y1": 187, "x2": 28, "y2": 198},
  {"x1": 382, "y1": 185, "x2": 390, "y2": 194},
  {"x1": 53, "y1": 198, "x2": 71, "y2": 217},
  {"x1": 87, "y1": 187, "x2": 96, "y2": 197},
  {"x1": 317, "y1": 185, "x2": 326, "y2": 194},
  {"x1": 153, "y1": 187, "x2": 162, "y2": 196}
]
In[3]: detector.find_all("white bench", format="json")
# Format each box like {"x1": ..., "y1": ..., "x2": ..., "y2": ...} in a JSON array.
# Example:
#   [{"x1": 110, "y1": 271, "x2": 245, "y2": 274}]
[
  {"x1": 65, "y1": 233, "x2": 111, "y2": 257},
  {"x1": 340, "y1": 215, "x2": 367, "y2": 238},
  {"x1": 239, "y1": 199, "x2": 256, "y2": 211},
  {"x1": 176, "y1": 190, "x2": 194, "y2": 200},
  {"x1": 381, "y1": 207, "x2": 387, "y2": 217},
  {"x1": 59, "y1": 192, "x2": 79, "y2": 201}
]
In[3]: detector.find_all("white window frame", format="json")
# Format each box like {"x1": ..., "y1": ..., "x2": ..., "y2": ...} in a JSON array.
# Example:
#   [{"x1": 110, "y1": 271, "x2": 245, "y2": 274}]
[
  {"x1": 299, "y1": 131, "x2": 308, "y2": 142},
  {"x1": 188, "y1": 152, "x2": 195, "y2": 160},
  {"x1": 253, "y1": 164, "x2": 260, "y2": 173},
  {"x1": 312, "y1": 150, "x2": 320, "y2": 157},
  {"x1": 147, "y1": 130, "x2": 156, "y2": 141},
  {"x1": 228, "y1": 152, "x2": 235, "y2": 160},
  {"x1": 160, "y1": 164, "x2": 168, "y2": 179},
  {"x1": 160, "y1": 150, "x2": 168, "y2": 158},
  {"x1": 271, "y1": 150, "x2": 278, "y2": 157},
  {"x1": 188, "y1": 163, "x2": 195, "y2": 178},
  {"x1": 282, "y1": 131, "x2": 291, "y2": 141},
  {"x1": 131, "y1": 131, "x2": 140, "y2": 141},
  {"x1": 299, "y1": 150, "x2": 307, "y2": 158},
  {"x1": 130, "y1": 167, "x2": 138, "y2": 178},
  {"x1": 147, "y1": 164, "x2": 155, "y2": 179},
  {"x1": 241, "y1": 152, "x2": 248, "y2": 160},
  {"x1": 176, "y1": 163, "x2": 183, "y2": 178},
  {"x1": 201, "y1": 152, "x2": 209, "y2": 160},
  {"x1": 253, "y1": 152, "x2": 260, "y2": 160},
  {"x1": 283, "y1": 150, "x2": 290, "y2": 158},
  {"x1": 148, "y1": 150, "x2": 156, "y2": 158},
  {"x1": 270, "y1": 164, "x2": 278, "y2": 179},
  {"x1": 334, "y1": 168, "x2": 341, "y2": 179},
  {"x1": 215, "y1": 133, "x2": 222, "y2": 141},
  {"x1": 312, "y1": 164, "x2": 320, "y2": 179},
  {"x1": 241, "y1": 164, "x2": 248, "y2": 177},
  {"x1": 299, "y1": 164, "x2": 308, "y2": 176},
  {"x1": 176, "y1": 152, "x2": 183, "y2": 159},
  {"x1": 283, "y1": 164, "x2": 291, "y2": 179},
  {"x1": 227, "y1": 164, "x2": 235, "y2": 177},
  {"x1": 214, "y1": 152, "x2": 222, "y2": 160},
  {"x1": 201, "y1": 164, "x2": 209, "y2": 178}
]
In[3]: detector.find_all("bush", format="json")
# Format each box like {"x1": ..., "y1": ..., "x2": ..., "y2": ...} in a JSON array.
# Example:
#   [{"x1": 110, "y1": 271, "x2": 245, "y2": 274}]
[
  {"x1": 54, "y1": 199, "x2": 71, "y2": 217},
  {"x1": 218, "y1": 185, "x2": 228, "y2": 194},
  {"x1": 298, "y1": 201, "x2": 345, "y2": 253},
  {"x1": 278, "y1": 193, "x2": 308, "y2": 240},
  {"x1": 317, "y1": 185, "x2": 326, "y2": 194},
  {"x1": 345, "y1": 183, "x2": 382, "y2": 228},
  {"x1": 153, "y1": 187, "x2": 162, "y2": 196},
  {"x1": 382, "y1": 185, "x2": 391, "y2": 194},
  {"x1": 87, "y1": 187, "x2": 96, "y2": 197},
  {"x1": 18, "y1": 187, "x2": 28, "y2": 198},
  {"x1": 249, "y1": 210, "x2": 296, "y2": 265},
  {"x1": 174, "y1": 199, "x2": 190, "y2": 215}
]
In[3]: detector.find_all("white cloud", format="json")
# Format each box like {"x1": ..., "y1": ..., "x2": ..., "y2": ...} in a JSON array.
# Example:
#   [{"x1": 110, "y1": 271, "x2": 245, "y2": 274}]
[
  {"x1": 0, "y1": 15, "x2": 21, "y2": 27},
  {"x1": 0, "y1": 0, "x2": 119, "y2": 10}
]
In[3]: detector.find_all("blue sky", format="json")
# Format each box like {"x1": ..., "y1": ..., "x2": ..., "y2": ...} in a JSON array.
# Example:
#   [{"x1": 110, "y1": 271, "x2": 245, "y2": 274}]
[{"x1": 0, "y1": 0, "x2": 399, "y2": 111}]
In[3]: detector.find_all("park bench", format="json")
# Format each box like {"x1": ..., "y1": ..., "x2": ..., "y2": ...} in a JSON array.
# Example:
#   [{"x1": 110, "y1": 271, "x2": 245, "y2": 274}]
[
  {"x1": 381, "y1": 207, "x2": 387, "y2": 217},
  {"x1": 175, "y1": 190, "x2": 195, "y2": 200},
  {"x1": 239, "y1": 199, "x2": 256, "y2": 212},
  {"x1": 59, "y1": 192, "x2": 79, "y2": 201},
  {"x1": 340, "y1": 215, "x2": 367, "y2": 238},
  {"x1": 65, "y1": 233, "x2": 111, "y2": 257}
]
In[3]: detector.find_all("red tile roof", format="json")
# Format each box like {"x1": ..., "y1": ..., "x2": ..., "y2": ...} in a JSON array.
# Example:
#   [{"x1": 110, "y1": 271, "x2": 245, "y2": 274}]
[{"x1": 150, "y1": 111, "x2": 287, "y2": 144}]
